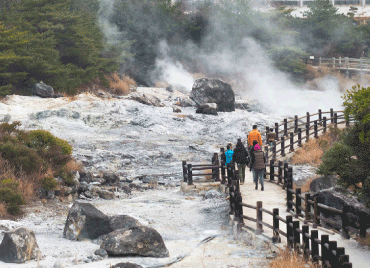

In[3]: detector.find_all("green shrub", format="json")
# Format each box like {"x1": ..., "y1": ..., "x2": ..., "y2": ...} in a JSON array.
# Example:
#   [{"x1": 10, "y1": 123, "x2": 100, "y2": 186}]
[
  {"x1": 58, "y1": 169, "x2": 75, "y2": 186},
  {"x1": 28, "y1": 130, "x2": 72, "y2": 155},
  {"x1": 0, "y1": 142, "x2": 44, "y2": 174},
  {"x1": 0, "y1": 178, "x2": 25, "y2": 215},
  {"x1": 0, "y1": 121, "x2": 21, "y2": 134},
  {"x1": 41, "y1": 176, "x2": 57, "y2": 191}
]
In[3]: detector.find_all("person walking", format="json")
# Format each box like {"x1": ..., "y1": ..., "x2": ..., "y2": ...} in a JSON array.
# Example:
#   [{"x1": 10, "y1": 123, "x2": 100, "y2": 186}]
[
  {"x1": 267, "y1": 128, "x2": 276, "y2": 152},
  {"x1": 225, "y1": 143, "x2": 234, "y2": 165},
  {"x1": 232, "y1": 138, "x2": 249, "y2": 184},
  {"x1": 248, "y1": 125, "x2": 262, "y2": 148},
  {"x1": 249, "y1": 143, "x2": 266, "y2": 191}
]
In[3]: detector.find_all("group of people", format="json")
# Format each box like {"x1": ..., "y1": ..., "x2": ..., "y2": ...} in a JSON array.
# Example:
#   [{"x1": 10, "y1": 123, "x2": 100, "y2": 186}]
[{"x1": 222, "y1": 125, "x2": 276, "y2": 191}]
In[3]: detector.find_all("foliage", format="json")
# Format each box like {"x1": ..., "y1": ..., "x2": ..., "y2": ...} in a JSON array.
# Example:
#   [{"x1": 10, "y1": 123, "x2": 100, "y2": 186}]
[
  {"x1": 41, "y1": 176, "x2": 57, "y2": 191},
  {"x1": 0, "y1": 178, "x2": 25, "y2": 215},
  {"x1": 0, "y1": 0, "x2": 118, "y2": 94},
  {"x1": 318, "y1": 86, "x2": 370, "y2": 207},
  {"x1": 28, "y1": 130, "x2": 72, "y2": 155},
  {"x1": 58, "y1": 169, "x2": 75, "y2": 186}
]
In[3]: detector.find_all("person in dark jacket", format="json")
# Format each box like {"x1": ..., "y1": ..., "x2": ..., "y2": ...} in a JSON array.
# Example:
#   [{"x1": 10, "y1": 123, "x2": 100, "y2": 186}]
[
  {"x1": 232, "y1": 138, "x2": 249, "y2": 184},
  {"x1": 249, "y1": 140, "x2": 258, "y2": 158},
  {"x1": 225, "y1": 143, "x2": 234, "y2": 165},
  {"x1": 267, "y1": 128, "x2": 276, "y2": 152},
  {"x1": 249, "y1": 143, "x2": 266, "y2": 191}
]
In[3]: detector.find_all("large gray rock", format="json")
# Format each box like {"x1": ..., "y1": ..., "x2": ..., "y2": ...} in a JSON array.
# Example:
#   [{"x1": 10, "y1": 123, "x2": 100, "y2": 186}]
[
  {"x1": 310, "y1": 175, "x2": 338, "y2": 193},
  {"x1": 112, "y1": 263, "x2": 143, "y2": 268},
  {"x1": 103, "y1": 173, "x2": 120, "y2": 185},
  {"x1": 190, "y1": 78, "x2": 235, "y2": 112},
  {"x1": 32, "y1": 81, "x2": 54, "y2": 98},
  {"x1": 196, "y1": 104, "x2": 218, "y2": 116},
  {"x1": 63, "y1": 202, "x2": 112, "y2": 240},
  {"x1": 100, "y1": 226, "x2": 169, "y2": 258},
  {"x1": 0, "y1": 228, "x2": 41, "y2": 263},
  {"x1": 130, "y1": 93, "x2": 163, "y2": 107},
  {"x1": 312, "y1": 187, "x2": 370, "y2": 231},
  {"x1": 109, "y1": 215, "x2": 142, "y2": 231}
]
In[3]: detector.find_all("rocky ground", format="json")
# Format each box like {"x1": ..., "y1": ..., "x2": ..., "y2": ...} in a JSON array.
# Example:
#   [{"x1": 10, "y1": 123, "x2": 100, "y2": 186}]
[{"x1": 0, "y1": 85, "x2": 343, "y2": 267}]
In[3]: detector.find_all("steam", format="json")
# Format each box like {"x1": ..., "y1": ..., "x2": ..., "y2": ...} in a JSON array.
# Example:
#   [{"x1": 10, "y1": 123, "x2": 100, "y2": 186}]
[{"x1": 97, "y1": 0, "x2": 346, "y2": 116}]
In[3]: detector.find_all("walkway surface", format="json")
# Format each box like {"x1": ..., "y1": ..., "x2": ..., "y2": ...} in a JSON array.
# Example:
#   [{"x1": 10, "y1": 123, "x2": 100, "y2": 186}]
[{"x1": 239, "y1": 170, "x2": 370, "y2": 268}]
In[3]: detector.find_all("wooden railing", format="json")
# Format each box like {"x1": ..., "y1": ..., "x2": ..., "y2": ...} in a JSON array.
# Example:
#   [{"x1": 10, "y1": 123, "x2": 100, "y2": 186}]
[
  {"x1": 309, "y1": 57, "x2": 370, "y2": 74},
  {"x1": 260, "y1": 109, "x2": 354, "y2": 161}
]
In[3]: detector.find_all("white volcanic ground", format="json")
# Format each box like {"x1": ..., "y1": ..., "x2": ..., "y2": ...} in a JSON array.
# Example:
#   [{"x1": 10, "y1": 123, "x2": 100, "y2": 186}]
[{"x1": 0, "y1": 87, "x2": 335, "y2": 267}]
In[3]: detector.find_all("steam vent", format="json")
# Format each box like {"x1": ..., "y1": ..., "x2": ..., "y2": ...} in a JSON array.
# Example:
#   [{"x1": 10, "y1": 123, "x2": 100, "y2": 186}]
[{"x1": 190, "y1": 78, "x2": 235, "y2": 112}]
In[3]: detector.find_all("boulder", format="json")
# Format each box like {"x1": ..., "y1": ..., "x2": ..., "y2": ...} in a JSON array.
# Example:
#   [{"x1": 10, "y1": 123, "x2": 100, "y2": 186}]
[
  {"x1": 165, "y1": 85, "x2": 173, "y2": 92},
  {"x1": 98, "y1": 190, "x2": 115, "y2": 200},
  {"x1": 173, "y1": 107, "x2": 181, "y2": 113},
  {"x1": 103, "y1": 173, "x2": 120, "y2": 186},
  {"x1": 32, "y1": 81, "x2": 54, "y2": 98},
  {"x1": 0, "y1": 228, "x2": 41, "y2": 263},
  {"x1": 63, "y1": 202, "x2": 112, "y2": 240},
  {"x1": 94, "y1": 248, "x2": 108, "y2": 258},
  {"x1": 130, "y1": 93, "x2": 163, "y2": 107},
  {"x1": 109, "y1": 215, "x2": 142, "y2": 231},
  {"x1": 100, "y1": 226, "x2": 169, "y2": 258},
  {"x1": 310, "y1": 175, "x2": 338, "y2": 193},
  {"x1": 52, "y1": 93, "x2": 64, "y2": 98},
  {"x1": 190, "y1": 78, "x2": 235, "y2": 112},
  {"x1": 196, "y1": 104, "x2": 218, "y2": 116},
  {"x1": 112, "y1": 263, "x2": 143, "y2": 268},
  {"x1": 312, "y1": 187, "x2": 370, "y2": 230},
  {"x1": 119, "y1": 184, "x2": 132, "y2": 195},
  {"x1": 178, "y1": 98, "x2": 195, "y2": 107},
  {"x1": 80, "y1": 172, "x2": 93, "y2": 183}
]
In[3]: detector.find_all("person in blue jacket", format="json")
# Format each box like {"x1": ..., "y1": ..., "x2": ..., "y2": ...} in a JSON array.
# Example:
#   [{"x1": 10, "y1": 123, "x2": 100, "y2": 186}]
[{"x1": 225, "y1": 143, "x2": 234, "y2": 165}]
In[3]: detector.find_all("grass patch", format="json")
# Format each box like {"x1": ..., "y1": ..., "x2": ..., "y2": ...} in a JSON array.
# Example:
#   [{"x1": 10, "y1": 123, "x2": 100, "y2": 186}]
[
  {"x1": 268, "y1": 247, "x2": 319, "y2": 268},
  {"x1": 291, "y1": 128, "x2": 342, "y2": 166}
]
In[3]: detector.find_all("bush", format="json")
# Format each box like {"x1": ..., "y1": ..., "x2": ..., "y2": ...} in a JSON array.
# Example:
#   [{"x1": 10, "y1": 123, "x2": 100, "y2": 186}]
[
  {"x1": 0, "y1": 142, "x2": 44, "y2": 174},
  {"x1": 41, "y1": 176, "x2": 57, "y2": 191},
  {"x1": 28, "y1": 130, "x2": 72, "y2": 155},
  {"x1": 0, "y1": 178, "x2": 25, "y2": 215},
  {"x1": 58, "y1": 169, "x2": 76, "y2": 186}
]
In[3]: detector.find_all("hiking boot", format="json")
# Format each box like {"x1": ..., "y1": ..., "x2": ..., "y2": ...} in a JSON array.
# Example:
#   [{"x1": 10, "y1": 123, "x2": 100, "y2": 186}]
[
  {"x1": 261, "y1": 186, "x2": 264, "y2": 191},
  {"x1": 255, "y1": 184, "x2": 258, "y2": 190}
]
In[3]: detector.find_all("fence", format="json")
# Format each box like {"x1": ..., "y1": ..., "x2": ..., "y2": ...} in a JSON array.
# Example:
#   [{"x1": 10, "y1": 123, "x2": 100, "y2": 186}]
[
  {"x1": 180, "y1": 109, "x2": 363, "y2": 267},
  {"x1": 260, "y1": 109, "x2": 354, "y2": 162},
  {"x1": 309, "y1": 57, "x2": 370, "y2": 77}
]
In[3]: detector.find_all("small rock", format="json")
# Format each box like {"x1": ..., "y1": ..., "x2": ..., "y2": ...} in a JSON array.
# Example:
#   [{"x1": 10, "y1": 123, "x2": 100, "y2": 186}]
[
  {"x1": 173, "y1": 107, "x2": 181, "y2": 113},
  {"x1": 53, "y1": 261, "x2": 65, "y2": 268},
  {"x1": 94, "y1": 248, "x2": 108, "y2": 258},
  {"x1": 98, "y1": 190, "x2": 115, "y2": 200},
  {"x1": 112, "y1": 263, "x2": 143, "y2": 268}
]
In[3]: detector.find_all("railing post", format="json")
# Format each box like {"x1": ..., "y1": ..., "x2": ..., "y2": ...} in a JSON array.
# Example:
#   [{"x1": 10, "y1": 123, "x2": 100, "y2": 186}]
[
  {"x1": 272, "y1": 141, "x2": 276, "y2": 161},
  {"x1": 298, "y1": 128, "x2": 302, "y2": 147},
  {"x1": 289, "y1": 132, "x2": 294, "y2": 152},
  {"x1": 307, "y1": 112, "x2": 310, "y2": 125},
  {"x1": 332, "y1": 57, "x2": 335, "y2": 68},
  {"x1": 304, "y1": 193, "x2": 311, "y2": 223},
  {"x1": 334, "y1": 112, "x2": 338, "y2": 127},
  {"x1": 214, "y1": 155, "x2": 220, "y2": 182},
  {"x1": 187, "y1": 164, "x2": 193, "y2": 185},
  {"x1": 265, "y1": 126, "x2": 269, "y2": 141},
  {"x1": 221, "y1": 160, "x2": 226, "y2": 184},
  {"x1": 256, "y1": 201, "x2": 263, "y2": 234},
  {"x1": 286, "y1": 215, "x2": 293, "y2": 248},
  {"x1": 280, "y1": 136, "x2": 285, "y2": 156},
  {"x1": 229, "y1": 178, "x2": 234, "y2": 215},
  {"x1": 294, "y1": 115, "x2": 298, "y2": 133},
  {"x1": 275, "y1": 122, "x2": 279, "y2": 140},
  {"x1": 330, "y1": 108, "x2": 334, "y2": 123},
  {"x1": 345, "y1": 57, "x2": 349, "y2": 78},
  {"x1": 302, "y1": 225, "x2": 310, "y2": 259},
  {"x1": 323, "y1": 116, "x2": 327, "y2": 133},
  {"x1": 270, "y1": 160, "x2": 275, "y2": 181},
  {"x1": 286, "y1": 167, "x2": 293, "y2": 212},
  {"x1": 238, "y1": 194, "x2": 244, "y2": 226},
  {"x1": 319, "y1": 57, "x2": 322, "y2": 67},
  {"x1": 313, "y1": 197, "x2": 320, "y2": 228},
  {"x1": 329, "y1": 241, "x2": 338, "y2": 267},
  {"x1": 278, "y1": 161, "x2": 283, "y2": 185},
  {"x1": 284, "y1": 118, "x2": 288, "y2": 137},
  {"x1": 293, "y1": 221, "x2": 300, "y2": 253},
  {"x1": 314, "y1": 120, "x2": 318, "y2": 138},
  {"x1": 283, "y1": 162, "x2": 288, "y2": 190},
  {"x1": 272, "y1": 208, "x2": 281, "y2": 243},
  {"x1": 305, "y1": 122, "x2": 309, "y2": 142},
  {"x1": 234, "y1": 171, "x2": 240, "y2": 221},
  {"x1": 318, "y1": 109, "x2": 322, "y2": 125},
  {"x1": 295, "y1": 188, "x2": 301, "y2": 218},
  {"x1": 311, "y1": 230, "x2": 319, "y2": 263},
  {"x1": 227, "y1": 163, "x2": 233, "y2": 186},
  {"x1": 321, "y1": 235, "x2": 329, "y2": 268},
  {"x1": 340, "y1": 255, "x2": 350, "y2": 266},
  {"x1": 342, "y1": 204, "x2": 349, "y2": 239},
  {"x1": 182, "y1": 160, "x2": 187, "y2": 182},
  {"x1": 346, "y1": 115, "x2": 350, "y2": 127}
]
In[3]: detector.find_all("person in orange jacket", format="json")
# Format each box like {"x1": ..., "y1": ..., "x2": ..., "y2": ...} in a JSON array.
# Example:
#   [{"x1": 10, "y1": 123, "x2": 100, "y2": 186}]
[{"x1": 248, "y1": 125, "x2": 262, "y2": 148}]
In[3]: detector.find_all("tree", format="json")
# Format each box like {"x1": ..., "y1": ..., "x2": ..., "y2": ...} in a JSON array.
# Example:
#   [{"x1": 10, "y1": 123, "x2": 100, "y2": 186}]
[
  {"x1": 317, "y1": 85, "x2": 370, "y2": 207},
  {"x1": 0, "y1": 0, "x2": 118, "y2": 94}
]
